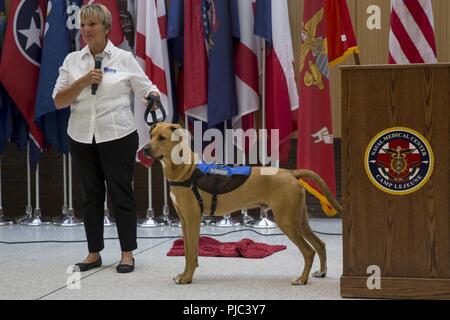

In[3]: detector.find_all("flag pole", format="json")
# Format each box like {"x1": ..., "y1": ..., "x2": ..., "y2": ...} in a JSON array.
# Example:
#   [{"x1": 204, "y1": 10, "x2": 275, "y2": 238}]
[
  {"x1": 54, "y1": 154, "x2": 69, "y2": 225},
  {"x1": 17, "y1": 142, "x2": 33, "y2": 223},
  {"x1": 21, "y1": 161, "x2": 52, "y2": 226},
  {"x1": 162, "y1": 178, "x2": 171, "y2": 225},
  {"x1": 239, "y1": 148, "x2": 254, "y2": 225},
  {"x1": 248, "y1": 39, "x2": 277, "y2": 229},
  {"x1": 214, "y1": 121, "x2": 241, "y2": 227},
  {"x1": 19, "y1": 142, "x2": 53, "y2": 225},
  {"x1": 353, "y1": 52, "x2": 361, "y2": 65},
  {"x1": 63, "y1": 153, "x2": 67, "y2": 211},
  {"x1": 0, "y1": 156, "x2": 14, "y2": 225},
  {"x1": 34, "y1": 164, "x2": 49, "y2": 223},
  {"x1": 138, "y1": 167, "x2": 164, "y2": 227},
  {"x1": 27, "y1": 143, "x2": 32, "y2": 215},
  {"x1": 55, "y1": 153, "x2": 82, "y2": 226},
  {"x1": 147, "y1": 168, "x2": 155, "y2": 218},
  {"x1": 67, "y1": 153, "x2": 82, "y2": 225}
]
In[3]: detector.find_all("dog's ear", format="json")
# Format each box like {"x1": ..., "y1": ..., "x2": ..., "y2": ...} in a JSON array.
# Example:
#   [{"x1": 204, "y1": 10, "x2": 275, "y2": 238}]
[
  {"x1": 150, "y1": 124, "x2": 158, "y2": 134},
  {"x1": 170, "y1": 125, "x2": 185, "y2": 141},
  {"x1": 170, "y1": 124, "x2": 181, "y2": 132}
]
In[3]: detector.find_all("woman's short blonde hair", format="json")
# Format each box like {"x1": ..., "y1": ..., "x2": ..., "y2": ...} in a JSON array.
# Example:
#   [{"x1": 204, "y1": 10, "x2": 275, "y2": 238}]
[{"x1": 80, "y1": 3, "x2": 112, "y2": 35}]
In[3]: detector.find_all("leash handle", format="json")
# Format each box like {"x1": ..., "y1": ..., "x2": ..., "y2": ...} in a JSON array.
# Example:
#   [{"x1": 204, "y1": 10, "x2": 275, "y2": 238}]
[{"x1": 144, "y1": 94, "x2": 167, "y2": 126}]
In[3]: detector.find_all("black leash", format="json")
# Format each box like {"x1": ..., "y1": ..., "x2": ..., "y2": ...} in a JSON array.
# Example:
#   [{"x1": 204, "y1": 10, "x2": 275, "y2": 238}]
[{"x1": 144, "y1": 94, "x2": 166, "y2": 126}]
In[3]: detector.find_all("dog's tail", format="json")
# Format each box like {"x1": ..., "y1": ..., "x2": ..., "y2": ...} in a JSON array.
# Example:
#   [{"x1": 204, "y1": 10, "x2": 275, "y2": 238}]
[{"x1": 292, "y1": 169, "x2": 343, "y2": 214}]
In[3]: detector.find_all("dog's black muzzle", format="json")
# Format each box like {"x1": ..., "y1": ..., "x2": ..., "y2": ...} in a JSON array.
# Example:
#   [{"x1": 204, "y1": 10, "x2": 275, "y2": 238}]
[
  {"x1": 143, "y1": 145, "x2": 163, "y2": 160},
  {"x1": 143, "y1": 146, "x2": 152, "y2": 157}
]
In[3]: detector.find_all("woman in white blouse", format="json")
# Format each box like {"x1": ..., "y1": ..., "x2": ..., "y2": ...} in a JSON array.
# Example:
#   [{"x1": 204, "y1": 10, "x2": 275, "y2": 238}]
[{"x1": 53, "y1": 3, "x2": 159, "y2": 273}]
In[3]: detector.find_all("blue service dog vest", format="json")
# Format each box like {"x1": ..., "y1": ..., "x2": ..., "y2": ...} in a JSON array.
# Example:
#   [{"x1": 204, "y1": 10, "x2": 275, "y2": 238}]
[{"x1": 169, "y1": 162, "x2": 252, "y2": 216}]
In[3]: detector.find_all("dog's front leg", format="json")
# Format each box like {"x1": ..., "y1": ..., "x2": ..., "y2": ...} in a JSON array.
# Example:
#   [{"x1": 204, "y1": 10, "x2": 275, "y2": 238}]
[
  {"x1": 173, "y1": 212, "x2": 189, "y2": 282},
  {"x1": 174, "y1": 210, "x2": 201, "y2": 285}
]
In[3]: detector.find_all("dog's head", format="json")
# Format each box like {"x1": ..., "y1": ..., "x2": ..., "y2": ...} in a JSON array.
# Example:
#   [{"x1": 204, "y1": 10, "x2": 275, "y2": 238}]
[{"x1": 143, "y1": 122, "x2": 186, "y2": 162}]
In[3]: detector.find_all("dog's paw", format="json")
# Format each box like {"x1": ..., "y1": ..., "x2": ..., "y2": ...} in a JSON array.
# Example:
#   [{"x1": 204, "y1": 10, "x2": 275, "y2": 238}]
[
  {"x1": 291, "y1": 277, "x2": 308, "y2": 285},
  {"x1": 312, "y1": 270, "x2": 327, "y2": 278},
  {"x1": 173, "y1": 274, "x2": 193, "y2": 285}
]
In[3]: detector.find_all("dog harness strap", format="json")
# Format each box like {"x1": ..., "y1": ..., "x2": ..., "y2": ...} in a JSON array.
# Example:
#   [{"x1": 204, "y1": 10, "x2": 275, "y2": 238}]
[
  {"x1": 190, "y1": 185, "x2": 204, "y2": 215},
  {"x1": 169, "y1": 169, "x2": 205, "y2": 217},
  {"x1": 190, "y1": 169, "x2": 204, "y2": 215},
  {"x1": 210, "y1": 194, "x2": 218, "y2": 216},
  {"x1": 168, "y1": 180, "x2": 190, "y2": 187}
]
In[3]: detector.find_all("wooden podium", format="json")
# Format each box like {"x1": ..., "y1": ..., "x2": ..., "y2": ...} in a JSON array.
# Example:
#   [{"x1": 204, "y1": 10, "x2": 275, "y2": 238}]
[{"x1": 340, "y1": 64, "x2": 450, "y2": 299}]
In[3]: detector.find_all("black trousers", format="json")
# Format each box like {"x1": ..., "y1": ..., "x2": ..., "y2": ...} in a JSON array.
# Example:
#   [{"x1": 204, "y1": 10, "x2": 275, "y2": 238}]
[{"x1": 69, "y1": 131, "x2": 139, "y2": 253}]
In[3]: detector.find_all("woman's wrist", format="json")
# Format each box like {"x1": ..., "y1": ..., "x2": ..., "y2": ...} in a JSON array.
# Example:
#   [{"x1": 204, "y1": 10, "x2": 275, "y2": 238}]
[
  {"x1": 75, "y1": 76, "x2": 87, "y2": 90},
  {"x1": 147, "y1": 91, "x2": 160, "y2": 98}
]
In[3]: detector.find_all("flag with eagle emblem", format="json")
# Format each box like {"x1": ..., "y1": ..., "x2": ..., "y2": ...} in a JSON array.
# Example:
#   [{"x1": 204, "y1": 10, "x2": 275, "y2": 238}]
[{"x1": 297, "y1": 0, "x2": 357, "y2": 216}]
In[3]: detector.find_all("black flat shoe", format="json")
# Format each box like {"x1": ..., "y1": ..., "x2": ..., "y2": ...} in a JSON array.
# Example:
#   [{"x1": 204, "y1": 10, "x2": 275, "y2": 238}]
[
  {"x1": 116, "y1": 258, "x2": 135, "y2": 273},
  {"x1": 74, "y1": 256, "x2": 102, "y2": 272}
]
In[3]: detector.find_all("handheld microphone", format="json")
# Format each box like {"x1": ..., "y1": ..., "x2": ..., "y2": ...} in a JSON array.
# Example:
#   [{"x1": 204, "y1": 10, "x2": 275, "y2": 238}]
[{"x1": 91, "y1": 54, "x2": 104, "y2": 95}]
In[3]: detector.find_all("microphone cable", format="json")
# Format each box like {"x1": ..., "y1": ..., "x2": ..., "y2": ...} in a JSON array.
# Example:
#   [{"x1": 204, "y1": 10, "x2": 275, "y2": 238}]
[{"x1": 0, "y1": 227, "x2": 341, "y2": 245}]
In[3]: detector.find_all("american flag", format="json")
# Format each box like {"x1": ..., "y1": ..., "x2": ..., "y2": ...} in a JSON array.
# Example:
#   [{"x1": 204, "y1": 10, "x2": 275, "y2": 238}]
[{"x1": 389, "y1": 0, "x2": 437, "y2": 64}]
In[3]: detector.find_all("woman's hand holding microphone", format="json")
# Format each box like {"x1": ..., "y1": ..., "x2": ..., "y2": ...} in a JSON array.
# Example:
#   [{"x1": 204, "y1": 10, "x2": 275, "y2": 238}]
[{"x1": 82, "y1": 69, "x2": 103, "y2": 92}]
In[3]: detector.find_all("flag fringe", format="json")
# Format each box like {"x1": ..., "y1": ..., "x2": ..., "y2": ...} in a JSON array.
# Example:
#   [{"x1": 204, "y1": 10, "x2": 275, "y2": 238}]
[
  {"x1": 298, "y1": 179, "x2": 337, "y2": 217},
  {"x1": 328, "y1": 46, "x2": 359, "y2": 66}
]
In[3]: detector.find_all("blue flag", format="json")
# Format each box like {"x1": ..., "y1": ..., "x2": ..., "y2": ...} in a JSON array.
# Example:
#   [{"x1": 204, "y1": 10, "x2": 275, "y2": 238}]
[
  {"x1": 203, "y1": 0, "x2": 240, "y2": 127},
  {"x1": 34, "y1": 0, "x2": 82, "y2": 155},
  {"x1": 166, "y1": 0, "x2": 183, "y2": 125},
  {"x1": 0, "y1": 85, "x2": 13, "y2": 154},
  {"x1": 167, "y1": 0, "x2": 184, "y2": 67},
  {"x1": 0, "y1": 86, "x2": 28, "y2": 153},
  {"x1": 254, "y1": 0, "x2": 272, "y2": 44},
  {"x1": 162, "y1": 0, "x2": 181, "y2": 124},
  {"x1": 167, "y1": 0, "x2": 183, "y2": 41}
]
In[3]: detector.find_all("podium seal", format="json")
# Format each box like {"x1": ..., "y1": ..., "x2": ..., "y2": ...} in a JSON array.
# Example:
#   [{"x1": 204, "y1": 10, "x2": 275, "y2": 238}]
[{"x1": 365, "y1": 127, "x2": 434, "y2": 195}]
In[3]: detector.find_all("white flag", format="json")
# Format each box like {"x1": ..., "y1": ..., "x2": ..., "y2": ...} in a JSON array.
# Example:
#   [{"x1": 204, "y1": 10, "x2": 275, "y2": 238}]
[{"x1": 135, "y1": 0, "x2": 174, "y2": 167}]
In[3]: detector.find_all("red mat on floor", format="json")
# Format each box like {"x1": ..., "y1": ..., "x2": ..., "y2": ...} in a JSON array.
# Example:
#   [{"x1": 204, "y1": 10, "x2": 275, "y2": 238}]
[{"x1": 167, "y1": 236, "x2": 287, "y2": 259}]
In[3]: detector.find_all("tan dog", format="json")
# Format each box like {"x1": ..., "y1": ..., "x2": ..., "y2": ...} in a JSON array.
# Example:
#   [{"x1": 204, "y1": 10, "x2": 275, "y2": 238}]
[{"x1": 144, "y1": 123, "x2": 342, "y2": 285}]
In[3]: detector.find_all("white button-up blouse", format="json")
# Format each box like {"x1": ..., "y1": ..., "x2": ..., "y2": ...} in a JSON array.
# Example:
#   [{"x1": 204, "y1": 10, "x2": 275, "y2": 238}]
[{"x1": 53, "y1": 40, "x2": 159, "y2": 144}]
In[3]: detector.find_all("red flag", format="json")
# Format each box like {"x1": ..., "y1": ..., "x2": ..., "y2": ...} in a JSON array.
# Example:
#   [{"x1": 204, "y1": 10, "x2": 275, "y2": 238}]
[
  {"x1": 0, "y1": 0, "x2": 45, "y2": 154},
  {"x1": 182, "y1": 0, "x2": 208, "y2": 116},
  {"x1": 297, "y1": 0, "x2": 357, "y2": 216},
  {"x1": 325, "y1": 0, "x2": 358, "y2": 65},
  {"x1": 389, "y1": 0, "x2": 437, "y2": 64},
  {"x1": 83, "y1": 0, "x2": 124, "y2": 46}
]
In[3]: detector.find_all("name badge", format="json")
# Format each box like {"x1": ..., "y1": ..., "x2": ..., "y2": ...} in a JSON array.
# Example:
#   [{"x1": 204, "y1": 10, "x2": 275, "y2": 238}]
[{"x1": 103, "y1": 67, "x2": 117, "y2": 73}]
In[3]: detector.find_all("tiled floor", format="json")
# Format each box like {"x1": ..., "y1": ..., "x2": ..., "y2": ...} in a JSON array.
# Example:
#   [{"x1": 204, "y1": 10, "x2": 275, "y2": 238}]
[{"x1": 0, "y1": 218, "x2": 343, "y2": 300}]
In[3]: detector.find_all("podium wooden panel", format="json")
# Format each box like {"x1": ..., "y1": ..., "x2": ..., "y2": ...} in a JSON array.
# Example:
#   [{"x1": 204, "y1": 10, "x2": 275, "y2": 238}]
[{"x1": 340, "y1": 64, "x2": 450, "y2": 299}]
